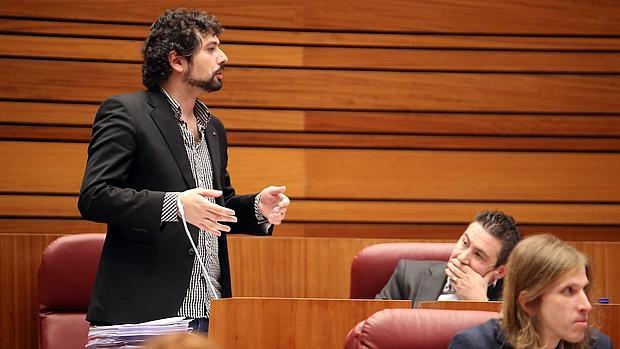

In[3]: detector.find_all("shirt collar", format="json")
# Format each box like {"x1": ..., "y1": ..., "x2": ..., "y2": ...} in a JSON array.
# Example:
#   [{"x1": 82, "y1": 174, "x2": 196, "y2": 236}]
[{"x1": 159, "y1": 86, "x2": 211, "y2": 127}]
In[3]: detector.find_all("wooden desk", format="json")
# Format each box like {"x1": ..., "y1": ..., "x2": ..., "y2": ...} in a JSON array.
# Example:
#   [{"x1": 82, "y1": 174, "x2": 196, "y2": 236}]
[
  {"x1": 419, "y1": 301, "x2": 619, "y2": 347},
  {"x1": 209, "y1": 297, "x2": 409, "y2": 349}
]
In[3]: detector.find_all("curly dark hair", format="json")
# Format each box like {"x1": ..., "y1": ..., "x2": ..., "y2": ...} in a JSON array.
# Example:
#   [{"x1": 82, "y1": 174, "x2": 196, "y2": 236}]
[
  {"x1": 474, "y1": 210, "x2": 522, "y2": 266},
  {"x1": 142, "y1": 8, "x2": 223, "y2": 88}
]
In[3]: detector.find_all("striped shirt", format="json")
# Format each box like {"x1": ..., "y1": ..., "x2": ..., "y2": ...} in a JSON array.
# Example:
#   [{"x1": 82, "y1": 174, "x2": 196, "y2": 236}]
[{"x1": 159, "y1": 87, "x2": 222, "y2": 318}]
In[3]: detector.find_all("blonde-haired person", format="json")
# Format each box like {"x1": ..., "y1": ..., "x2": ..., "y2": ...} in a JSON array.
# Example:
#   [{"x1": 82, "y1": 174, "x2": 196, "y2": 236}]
[
  {"x1": 144, "y1": 332, "x2": 220, "y2": 349},
  {"x1": 449, "y1": 234, "x2": 611, "y2": 349}
]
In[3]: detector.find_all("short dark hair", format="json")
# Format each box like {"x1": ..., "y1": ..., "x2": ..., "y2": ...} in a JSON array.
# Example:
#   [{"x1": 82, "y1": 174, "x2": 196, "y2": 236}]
[
  {"x1": 142, "y1": 8, "x2": 223, "y2": 88},
  {"x1": 474, "y1": 210, "x2": 522, "y2": 266}
]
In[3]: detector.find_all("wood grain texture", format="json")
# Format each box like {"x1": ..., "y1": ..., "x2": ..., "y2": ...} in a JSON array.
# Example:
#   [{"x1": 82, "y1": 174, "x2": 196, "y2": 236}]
[
  {"x1": 227, "y1": 237, "x2": 413, "y2": 298},
  {"x1": 209, "y1": 298, "x2": 410, "y2": 349},
  {"x1": 0, "y1": 219, "x2": 105, "y2": 235},
  {"x1": 1, "y1": 234, "x2": 618, "y2": 349},
  {"x1": 227, "y1": 131, "x2": 620, "y2": 152},
  {"x1": 3, "y1": 102, "x2": 620, "y2": 137},
  {"x1": 1, "y1": 219, "x2": 619, "y2": 242},
  {"x1": 2, "y1": 141, "x2": 620, "y2": 202},
  {"x1": 5, "y1": 194, "x2": 620, "y2": 226},
  {"x1": 5, "y1": 125, "x2": 620, "y2": 152},
  {"x1": 4, "y1": 35, "x2": 620, "y2": 73},
  {"x1": 273, "y1": 223, "x2": 620, "y2": 242},
  {"x1": 1, "y1": 2, "x2": 620, "y2": 349},
  {"x1": 226, "y1": 236, "x2": 620, "y2": 304},
  {"x1": 3, "y1": 19, "x2": 620, "y2": 51},
  {"x1": 1, "y1": 1, "x2": 619, "y2": 35},
  {"x1": 3, "y1": 59, "x2": 620, "y2": 113},
  {"x1": 0, "y1": 234, "x2": 62, "y2": 349}
]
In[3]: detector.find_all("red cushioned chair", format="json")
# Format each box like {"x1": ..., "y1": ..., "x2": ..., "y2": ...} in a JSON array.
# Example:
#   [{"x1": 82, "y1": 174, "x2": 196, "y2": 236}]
[
  {"x1": 344, "y1": 308, "x2": 499, "y2": 349},
  {"x1": 38, "y1": 234, "x2": 105, "y2": 349},
  {"x1": 350, "y1": 243, "x2": 454, "y2": 299}
]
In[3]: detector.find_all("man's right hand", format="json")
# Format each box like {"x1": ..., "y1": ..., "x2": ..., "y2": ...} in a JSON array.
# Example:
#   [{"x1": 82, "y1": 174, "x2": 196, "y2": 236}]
[
  {"x1": 178, "y1": 188, "x2": 237, "y2": 236},
  {"x1": 445, "y1": 258, "x2": 496, "y2": 300}
]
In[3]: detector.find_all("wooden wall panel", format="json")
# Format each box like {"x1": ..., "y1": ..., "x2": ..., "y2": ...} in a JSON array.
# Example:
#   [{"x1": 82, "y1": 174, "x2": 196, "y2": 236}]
[
  {"x1": 228, "y1": 236, "x2": 417, "y2": 298},
  {"x1": 227, "y1": 237, "x2": 620, "y2": 303},
  {"x1": 0, "y1": 142, "x2": 86, "y2": 194},
  {"x1": 3, "y1": 59, "x2": 620, "y2": 113},
  {"x1": 3, "y1": 102, "x2": 620, "y2": 138},
  {"x1": 0, "y1": 234, "x2": 61, "y2": 349},
  {"x1": 2, "y1": 234, "x2": 618, "y2": 349},
  {"x1": 4, "y1": 125, "x2": 620, "y2": 152},
  {"x1": 4, "y1": 35, "x2": 620, "y2": 73},
  {"x1": 1, "y1": 1, "x2": 619, "y2": 35},
  {"x1": 2, "y1": 3, "x2": 620, "y2": 349},
  {"x1": 209, "y1": 298, "x2": 410, "y2": 349},
  {"x1": 2, "y1": 219, "x2": 620, "y2": 242},
  {"x1": 3, "y1": 20, "x2": 620, "y2": 51},
  {"x1": 3, "y1": 195, "x2": 620, "y2": 227},
  {"x1": 2, "y1": 141, "x2": 619, "y2": 203}
]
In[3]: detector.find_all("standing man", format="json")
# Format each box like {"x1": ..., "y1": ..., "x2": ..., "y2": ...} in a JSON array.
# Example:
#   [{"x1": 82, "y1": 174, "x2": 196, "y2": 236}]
[
  {"x1": 78, "y1": 8, "x2": 290, "y2": 332},
  {"x1": 377, "y1": 210, "x2": 521, "y2": 307}
]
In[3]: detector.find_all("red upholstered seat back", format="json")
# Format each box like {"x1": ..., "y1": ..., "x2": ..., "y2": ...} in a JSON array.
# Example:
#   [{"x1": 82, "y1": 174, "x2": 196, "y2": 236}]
[
  {"x1": 38, "y1": 234, "x2": 105, "y2": 349},
  {"x1": 350, "y1": 243, "x2": 454, "y2": 299},
  {"x1": 344, "y1": 308, "x2": 499, "y2": 349}
]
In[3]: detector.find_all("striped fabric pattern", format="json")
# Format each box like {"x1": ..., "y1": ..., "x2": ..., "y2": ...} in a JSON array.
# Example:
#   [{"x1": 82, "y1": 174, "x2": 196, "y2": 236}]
[{"x1": 159, "y1": 87, "x2": 221, "y2": 318}]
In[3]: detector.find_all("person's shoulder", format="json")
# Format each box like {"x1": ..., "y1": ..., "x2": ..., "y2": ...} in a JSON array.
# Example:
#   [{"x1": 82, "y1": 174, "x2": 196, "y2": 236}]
[
  {"x1": 106, "y1": 90, "x2": 150, "y2": 104},
  {"x1": 399, "y1": 259, "x2": 446, "y2": 268},
  {"x1": 98, "y1": 90, "x2": 150, "y2": 111},
  {"x1": 590, "y1": 328, "x2": 612, "y2": 349},
  {"x1": 449, "y1": 319, "x2": 505, "y2": 349}
]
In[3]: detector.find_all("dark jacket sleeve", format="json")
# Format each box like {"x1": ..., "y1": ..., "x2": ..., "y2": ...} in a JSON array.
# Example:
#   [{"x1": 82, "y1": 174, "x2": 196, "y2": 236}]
[{"x1": 78, "y1": 96, "x2": 164, "y2": 232}]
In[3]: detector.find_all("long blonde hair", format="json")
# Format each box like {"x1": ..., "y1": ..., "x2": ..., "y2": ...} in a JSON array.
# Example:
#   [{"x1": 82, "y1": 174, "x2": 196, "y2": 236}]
[{"x1": 501, "y1": 234, "x2": 593, "y2": 349}]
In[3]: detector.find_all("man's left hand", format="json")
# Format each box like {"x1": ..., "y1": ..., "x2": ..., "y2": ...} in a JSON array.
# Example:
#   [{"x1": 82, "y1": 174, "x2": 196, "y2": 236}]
[
  {"x1": 258, "y1": 186, "x2": 290, "y2": 225},
  {"x1": 445, "y1": 258, "x2": 497, "y2": 300}
]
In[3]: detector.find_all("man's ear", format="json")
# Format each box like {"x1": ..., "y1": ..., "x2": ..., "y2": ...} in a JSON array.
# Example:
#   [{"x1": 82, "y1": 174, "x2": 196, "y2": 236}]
[
  {"x1": 518, "y1": 290, "x2": 535, "y2": 315},
  {"x1": 168, "y1": 50, "x2": 187, "y2": 74},
  {"x1": 495, "y1": 265, "x2": 506, "y2": 280}
]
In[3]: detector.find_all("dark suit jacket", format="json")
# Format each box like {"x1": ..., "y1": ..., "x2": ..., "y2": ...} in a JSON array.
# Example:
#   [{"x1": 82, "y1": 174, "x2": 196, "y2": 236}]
[
  {"x1": 449, "y1": 318, "x2": 612, "y2": 349},
  {"x1": 78, "y1": 88, "x2": 269, "y2": 325},
  {"x1": 376, "y1": 259, "x2": 503, "y2": 307}
]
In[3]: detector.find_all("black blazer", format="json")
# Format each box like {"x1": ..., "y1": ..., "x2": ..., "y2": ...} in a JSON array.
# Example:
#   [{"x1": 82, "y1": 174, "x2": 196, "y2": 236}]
[
  {"x1": 449, "y1": 318, "x2": 612, "y2": 349},
  {"x1": 78, "y1": 88, "x2": 268, "y2": 325}
]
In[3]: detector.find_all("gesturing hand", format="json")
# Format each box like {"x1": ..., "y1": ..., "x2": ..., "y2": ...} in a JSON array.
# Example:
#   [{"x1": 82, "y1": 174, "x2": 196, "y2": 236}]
[
  {"x1": 445, "y1": 258, "x2": 498, "y2": 300},
  {"x1": 179, "y1": 188, "x2": 237, "y2": 236},
  {"x1": 258, "y1": 186, "x2": 290, "y2": 225}
]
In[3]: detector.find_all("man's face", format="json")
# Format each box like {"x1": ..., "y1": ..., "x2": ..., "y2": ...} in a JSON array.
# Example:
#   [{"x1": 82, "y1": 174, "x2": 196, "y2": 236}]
[
  {"x1": 449, "y1": 222, "x2": 503, "y2": 278},
  {"x1": 185, "y1": 33, "x2": 228, "y2": 92},
  {"x1": 534, "y1": 266, "x2": 592, "y2": 345}
]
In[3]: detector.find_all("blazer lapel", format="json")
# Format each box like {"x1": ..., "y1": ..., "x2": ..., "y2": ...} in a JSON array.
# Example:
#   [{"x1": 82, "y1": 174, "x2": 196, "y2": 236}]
[
  {"x1": 205, "y1": 121, "x2": 222, "y2": 188},
  {"x1": 414, "y1": 262, "x2": 447, "y2": 307},
  {"x1": 147, "y1": 89, "x2": 196, "y2": 188}
]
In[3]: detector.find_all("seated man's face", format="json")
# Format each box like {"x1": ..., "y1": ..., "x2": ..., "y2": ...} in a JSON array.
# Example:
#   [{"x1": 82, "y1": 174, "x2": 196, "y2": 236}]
[{"x1": 449, "y1": 222, "x2": 504, "y2": 279}]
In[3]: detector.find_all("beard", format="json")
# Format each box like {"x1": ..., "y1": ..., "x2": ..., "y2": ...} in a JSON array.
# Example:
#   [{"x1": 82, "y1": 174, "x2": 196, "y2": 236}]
[
  {"x1": 187, "y1": 74, "x2": 222, "y2": 92},
  {"x1": 185, "y1": 65, "x2": 223, "y2": 92}
]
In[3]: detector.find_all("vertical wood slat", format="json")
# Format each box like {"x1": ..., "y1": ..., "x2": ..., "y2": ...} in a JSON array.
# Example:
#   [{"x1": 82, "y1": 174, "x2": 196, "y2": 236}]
[{"x1": 0, "y1": 234, "x2": 62, "y2": 349}]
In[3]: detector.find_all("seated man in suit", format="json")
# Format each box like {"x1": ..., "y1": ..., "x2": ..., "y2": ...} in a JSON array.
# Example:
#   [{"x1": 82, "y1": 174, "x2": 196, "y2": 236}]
[{"x1": 377, "y1": 210, "x2": 522, "y2": 307}]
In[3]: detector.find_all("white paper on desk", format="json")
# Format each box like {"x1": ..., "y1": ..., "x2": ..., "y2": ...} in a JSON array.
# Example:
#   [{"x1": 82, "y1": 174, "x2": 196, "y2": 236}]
[{"x1": 86, "y1": 317, "x2": 191, "y2": 349}]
